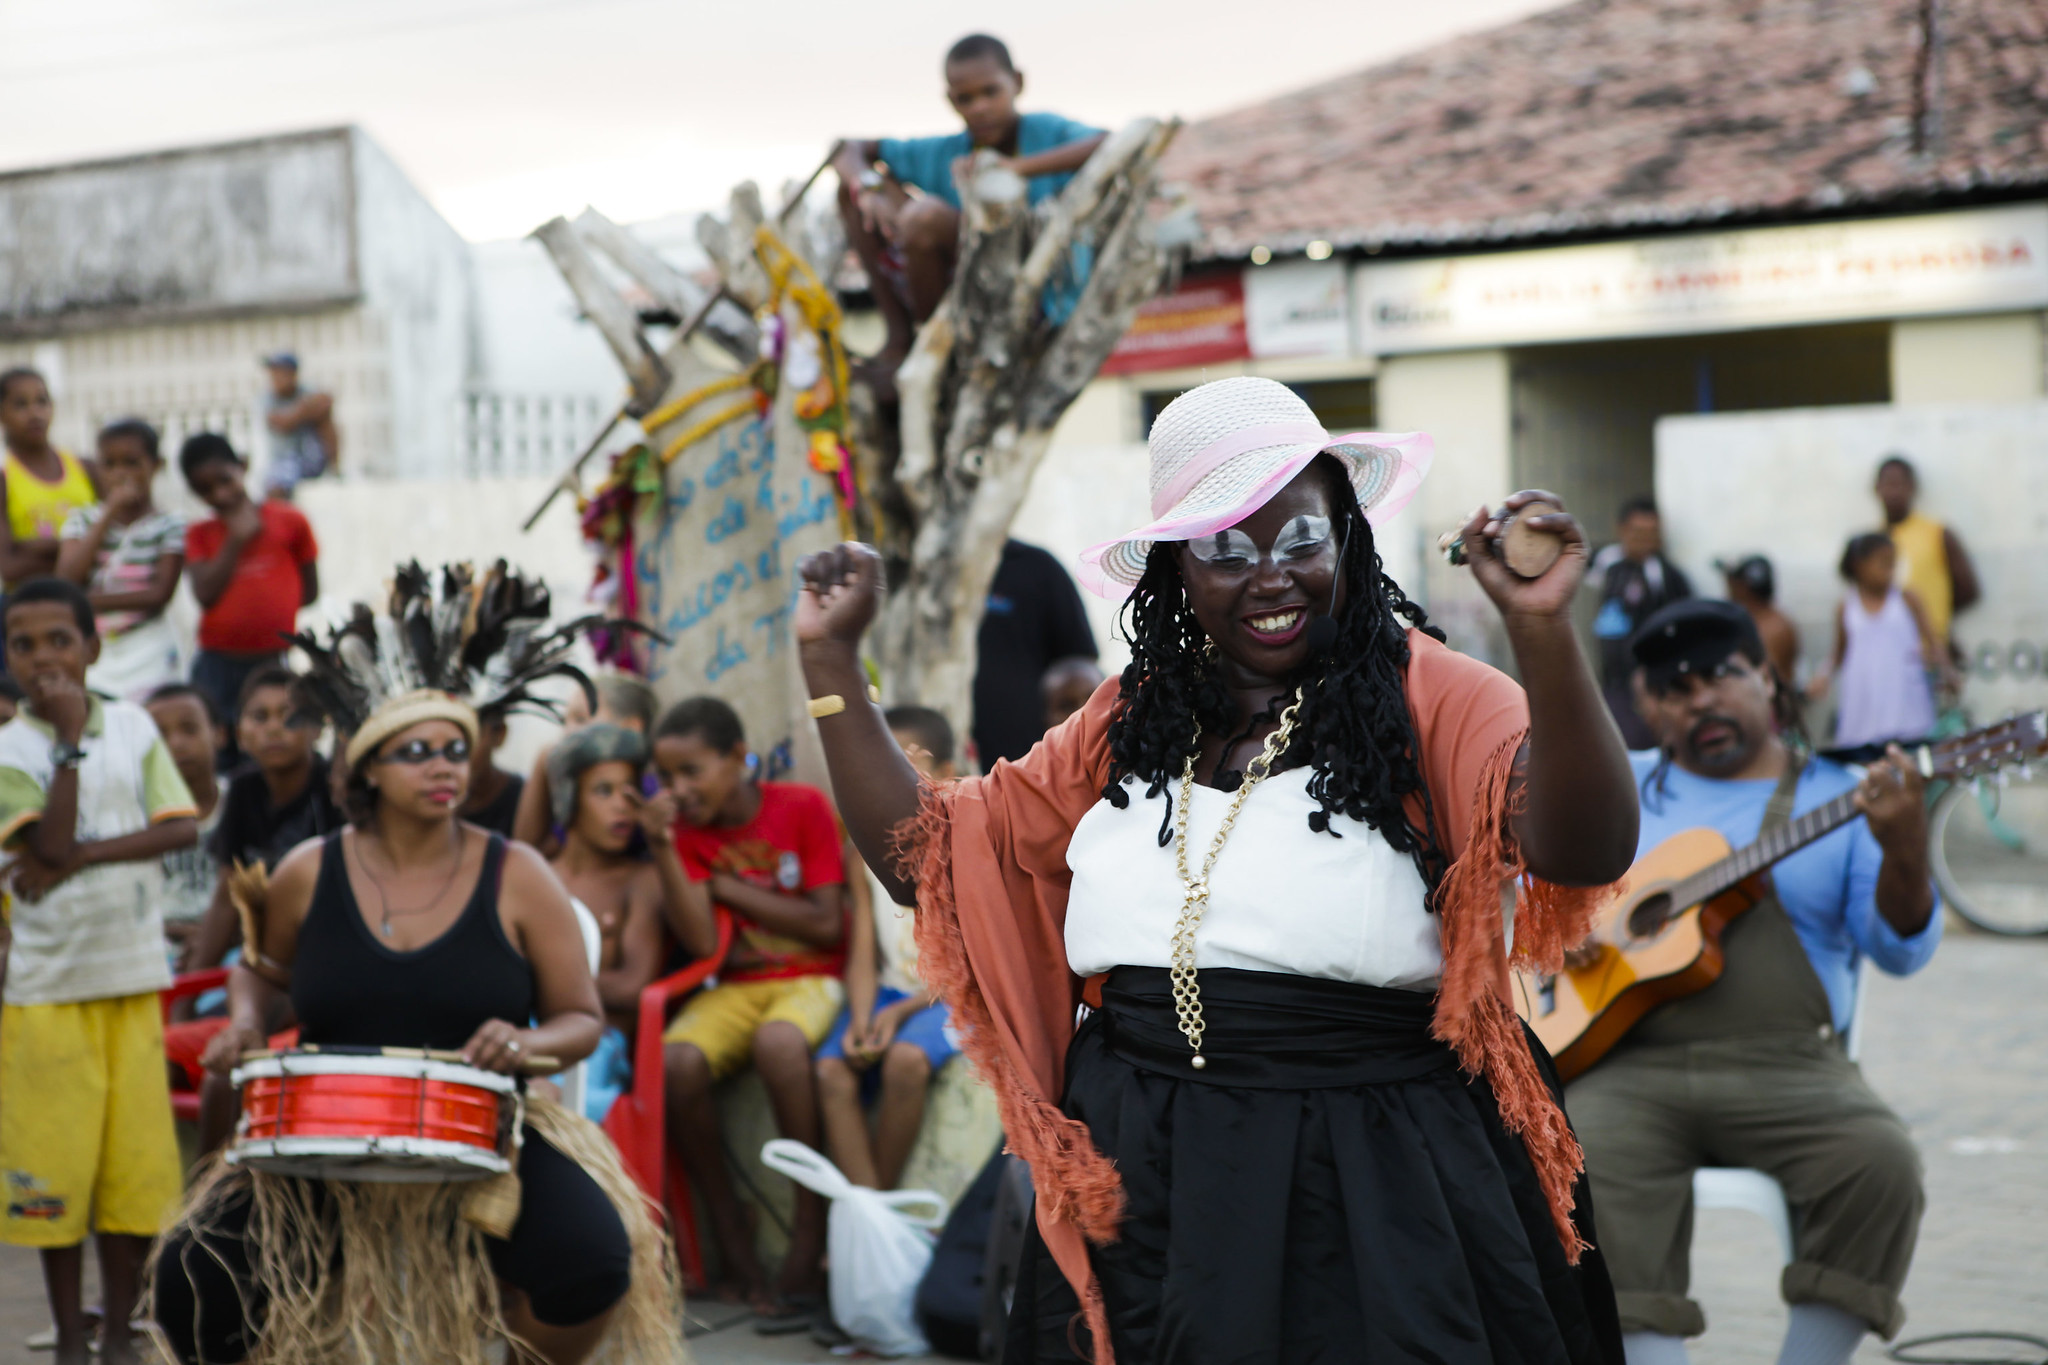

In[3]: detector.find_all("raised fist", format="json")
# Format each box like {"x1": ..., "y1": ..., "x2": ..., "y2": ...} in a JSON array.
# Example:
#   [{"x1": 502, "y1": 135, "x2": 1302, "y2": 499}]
[{"x1": 796, "y1": 542, "x2": 885, "y2": 650}]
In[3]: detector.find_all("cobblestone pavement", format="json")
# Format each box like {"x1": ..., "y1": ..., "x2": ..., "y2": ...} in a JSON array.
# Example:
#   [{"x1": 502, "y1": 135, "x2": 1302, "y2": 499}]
[{"x1": 0, "y1": 930, "x2": 2037, "y2": 1364}]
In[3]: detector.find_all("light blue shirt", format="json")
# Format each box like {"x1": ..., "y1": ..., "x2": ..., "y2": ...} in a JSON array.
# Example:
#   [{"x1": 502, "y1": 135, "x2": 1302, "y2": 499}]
[
  {"x1": 877, "y1": 112, "x2": 1104, "y2": 324},
  {"x1": 876, "y1": 112, "x2": 1105, "y2": 209},
  {"x1": 1629, "y1": 750, "x2": 1941, "y2": 1033}
]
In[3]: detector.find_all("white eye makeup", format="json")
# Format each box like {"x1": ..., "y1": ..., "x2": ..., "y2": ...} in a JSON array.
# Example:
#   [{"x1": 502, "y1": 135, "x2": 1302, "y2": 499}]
[{"x1": 1184, "y1": 514, "x2": 1335, "y2": 572}]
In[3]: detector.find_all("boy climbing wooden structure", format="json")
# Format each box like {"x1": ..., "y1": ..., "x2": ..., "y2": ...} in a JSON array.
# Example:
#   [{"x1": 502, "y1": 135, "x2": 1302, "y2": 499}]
[{"x1": 529, "y1": 36, "x2": 1186, "y2": 747}]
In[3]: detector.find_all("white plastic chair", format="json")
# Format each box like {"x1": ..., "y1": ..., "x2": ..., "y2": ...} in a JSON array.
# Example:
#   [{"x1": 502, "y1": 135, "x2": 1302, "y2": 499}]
[
  {"x1": 551, "y1": 899, "x2": 603, "y2": 1118},
  {"x1": 1690, "y1": 960, "x2": 1866, "y2": 1263}
]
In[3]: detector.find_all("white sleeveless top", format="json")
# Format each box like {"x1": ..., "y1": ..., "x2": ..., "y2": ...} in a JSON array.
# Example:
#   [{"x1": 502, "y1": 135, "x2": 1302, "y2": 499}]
[{"x1": 1064, "y1": 769, "x2": 1441, "y2": 991}]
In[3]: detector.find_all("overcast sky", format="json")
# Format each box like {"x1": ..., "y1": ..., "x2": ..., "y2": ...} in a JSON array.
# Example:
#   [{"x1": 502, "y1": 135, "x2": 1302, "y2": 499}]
[{"x1": 0, "y1": 0, "x2": 1553, "y2": 242}]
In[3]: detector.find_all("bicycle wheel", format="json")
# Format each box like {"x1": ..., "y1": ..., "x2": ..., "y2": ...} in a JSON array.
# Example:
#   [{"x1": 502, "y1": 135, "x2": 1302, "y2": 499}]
[{"x1": 1930, "y1": 780, "x2": 2048, "y2": 936}]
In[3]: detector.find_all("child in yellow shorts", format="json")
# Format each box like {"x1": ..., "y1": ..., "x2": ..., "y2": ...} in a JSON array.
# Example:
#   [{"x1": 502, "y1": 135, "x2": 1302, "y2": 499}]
[
  {"x1": 0, "y1": 579, "x2": 198, "y2": 1365},
  {"x1": 652, "y1": 696, "x2": 845, "y2": 1329}
]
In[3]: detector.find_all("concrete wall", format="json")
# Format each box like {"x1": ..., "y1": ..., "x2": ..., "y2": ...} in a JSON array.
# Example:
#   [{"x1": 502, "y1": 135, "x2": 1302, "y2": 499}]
[
  {"x1": 1374, "y1": 348, "x2": 1512, "y2": 663},
  {"x1": 0, "y1": 306, "x2": 390, "y2": 484},
  {"x1": 347, "y1": 132, "x2": 479, "y2": 478},
  {"x1": 1657, "y1": 401, "x2": 2048, "y2": 725},
  {"x1": 470, "y1": 236, "x2": 623, "y2": 398},
  {"x1": 0, "y1": 128, "x2": 489, "y2": 480},
  {"x1": 1891, "y1": 312, "x2": 2047, "y2": 405},
  {"x1": 0, "y1": 130, "x2": 357, "y2": 334}
]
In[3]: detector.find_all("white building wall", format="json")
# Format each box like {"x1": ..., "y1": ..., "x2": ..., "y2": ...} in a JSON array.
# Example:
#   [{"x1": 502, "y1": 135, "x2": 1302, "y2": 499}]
[
  {"x1": 1657, "y1": 401, "x2": 2048, "y2": 723},
  {"x1": 0, "y1": 306, "x2": 387, "y2": 484},
  {"x1": 1890, "y1": 312, "x2": 2047, "y2": 405},
  {"x1": 1374, "y1": 348, "x2": 1513, "y2": 662},
  {"x1": 347, "y1": 131, "x2": 479, "y2": 478},
  {"x1": 1010, "y1": 377, "x2": 1150, "y2": 674}
]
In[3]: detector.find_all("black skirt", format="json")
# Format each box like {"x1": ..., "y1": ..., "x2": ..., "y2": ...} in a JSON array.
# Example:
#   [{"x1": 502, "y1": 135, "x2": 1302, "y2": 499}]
[{"x1": 1005, "y1": 967, "x2": 1623, "y2": 1365}]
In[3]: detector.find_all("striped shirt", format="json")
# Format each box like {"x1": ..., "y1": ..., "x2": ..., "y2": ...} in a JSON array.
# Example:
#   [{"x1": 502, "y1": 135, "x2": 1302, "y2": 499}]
[{"x1": 0, "y1": 700, "x2": 197, "y2": 1005}]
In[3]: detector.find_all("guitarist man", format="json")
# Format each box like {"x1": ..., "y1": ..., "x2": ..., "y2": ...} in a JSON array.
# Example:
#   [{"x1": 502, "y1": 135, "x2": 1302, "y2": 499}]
[{"x1": 1568, "y1": 599, "x2": 1940, "y2": 1365}]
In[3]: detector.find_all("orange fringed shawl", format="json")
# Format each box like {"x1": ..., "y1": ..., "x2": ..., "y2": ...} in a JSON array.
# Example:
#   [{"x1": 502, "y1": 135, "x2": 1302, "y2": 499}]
[{"x1": 899, "y1": 631, "x2": 1614, "y2": 1365}]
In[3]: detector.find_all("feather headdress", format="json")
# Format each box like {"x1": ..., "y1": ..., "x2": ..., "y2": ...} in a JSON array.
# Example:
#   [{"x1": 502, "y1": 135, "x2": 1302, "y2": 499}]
[{"x1": 291, "y1": 561, "x2": 659, "y2": 755}]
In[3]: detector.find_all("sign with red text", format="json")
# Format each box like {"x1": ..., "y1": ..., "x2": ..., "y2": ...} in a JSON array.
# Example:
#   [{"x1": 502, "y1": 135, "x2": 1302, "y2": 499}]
[
  {"x1": 1357, "y1": 204, "x2": 2048, "y2": 352},
  {"x1": 1101, "y1": 269, "x2": 1249, "y2": 374}
]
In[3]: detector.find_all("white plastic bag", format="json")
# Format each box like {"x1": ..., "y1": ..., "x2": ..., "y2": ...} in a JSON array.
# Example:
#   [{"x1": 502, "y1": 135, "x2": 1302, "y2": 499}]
[{"x1": 761, "y1": 1139, "x2": 949, "y2": 1357}]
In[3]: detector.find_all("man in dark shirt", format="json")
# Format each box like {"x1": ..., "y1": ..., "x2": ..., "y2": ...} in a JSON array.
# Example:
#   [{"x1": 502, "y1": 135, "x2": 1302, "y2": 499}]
[
  {"x1": 1589, "y1": 497, "x2": 1693, "y2": 749},
  {"x1": 168, "y1": 668, "x2": 342, "y2": 1154},
  {"x1": 186, "y1": 668, "x2": 342, "y2": 973},
  {"x1": 971, "y1": 539, "x2": 1098, "y2": 768}
]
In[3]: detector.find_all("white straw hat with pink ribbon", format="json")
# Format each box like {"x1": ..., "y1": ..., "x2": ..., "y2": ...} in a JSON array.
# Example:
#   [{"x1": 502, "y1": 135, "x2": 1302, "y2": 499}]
[{"x1": 1078, "y1": 376, "x2": 1433, "y2": 596}]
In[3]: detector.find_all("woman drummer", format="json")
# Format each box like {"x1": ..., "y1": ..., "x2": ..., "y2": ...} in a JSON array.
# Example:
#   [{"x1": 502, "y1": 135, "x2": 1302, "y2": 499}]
[
  {"x1": 796, "y1": 377, "x2": 1640, "y2": 1363},
  {"x1": 152, "y1": 689, "x2": 635, "y2": 1365}
]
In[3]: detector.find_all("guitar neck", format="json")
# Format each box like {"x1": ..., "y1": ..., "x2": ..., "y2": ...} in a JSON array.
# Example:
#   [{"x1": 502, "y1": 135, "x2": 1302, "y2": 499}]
[{"x1": 1674, "y1": 788, "x2": 1863, "y2": 908}]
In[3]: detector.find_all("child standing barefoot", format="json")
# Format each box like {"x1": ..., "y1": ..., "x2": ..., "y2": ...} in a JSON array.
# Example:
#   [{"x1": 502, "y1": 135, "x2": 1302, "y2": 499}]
[{"x1": 1810, "y1": 532, "x2": 1946, "y2": 747}]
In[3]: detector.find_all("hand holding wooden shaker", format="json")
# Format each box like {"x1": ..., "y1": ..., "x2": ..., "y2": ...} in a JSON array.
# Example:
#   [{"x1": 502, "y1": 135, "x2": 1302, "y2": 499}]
[{"x1": 1438, "y1": 499, "x2": 1567, "y2": 579}]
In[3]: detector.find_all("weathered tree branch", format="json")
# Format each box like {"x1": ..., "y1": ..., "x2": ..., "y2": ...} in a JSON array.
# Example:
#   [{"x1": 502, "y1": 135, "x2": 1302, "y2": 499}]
[
  {"x1": 539, "y1": 117, "x2": 1188, "y2": 760},
  {"x1": 531, "y1": 217, "x2": 671, "y2": 411},
  {"x1": 571, "y1": 207, "x2": 757, "y2": 366}
]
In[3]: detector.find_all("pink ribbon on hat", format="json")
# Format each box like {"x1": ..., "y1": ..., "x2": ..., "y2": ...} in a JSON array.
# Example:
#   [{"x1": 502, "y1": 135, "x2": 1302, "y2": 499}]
[{"x1": 1149, "y1": 421, "x2": 1330, "y2": 517}]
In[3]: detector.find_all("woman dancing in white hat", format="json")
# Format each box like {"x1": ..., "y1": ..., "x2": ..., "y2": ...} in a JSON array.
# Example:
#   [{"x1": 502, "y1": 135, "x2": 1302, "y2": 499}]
[{"x1": 797, "y1": 377, "x2": 1639, "y2": 1364}]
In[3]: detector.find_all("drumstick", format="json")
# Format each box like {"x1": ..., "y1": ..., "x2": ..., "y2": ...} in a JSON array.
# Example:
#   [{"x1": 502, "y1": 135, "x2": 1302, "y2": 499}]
[
  {"x1": 1438, "y1": 498, "x2": 1566, "y2": 580},
  {"x1": 417, "y1": 1047, "x2": 564, "y2": 1072}
]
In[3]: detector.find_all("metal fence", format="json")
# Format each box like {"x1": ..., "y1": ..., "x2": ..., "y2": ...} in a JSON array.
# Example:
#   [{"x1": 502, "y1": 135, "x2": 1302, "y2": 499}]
[{"x1": 455, "y1": 390, "x2": 611, "y2": 480}]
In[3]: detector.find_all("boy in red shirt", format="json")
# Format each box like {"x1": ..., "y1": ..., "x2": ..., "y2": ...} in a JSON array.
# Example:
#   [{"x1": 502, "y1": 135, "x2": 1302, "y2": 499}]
[
  {"x1": 652, "y1": 696, "x2": 844, "y2": 1327},
  {"x1": 177, "y1": 434, "x2": 317, "y2": 769}
]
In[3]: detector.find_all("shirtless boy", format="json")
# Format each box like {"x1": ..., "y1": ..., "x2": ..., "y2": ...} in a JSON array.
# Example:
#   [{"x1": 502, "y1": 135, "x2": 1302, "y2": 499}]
[{"x1": 545, "y1": 723, "x2": 702, "y2": 1119}]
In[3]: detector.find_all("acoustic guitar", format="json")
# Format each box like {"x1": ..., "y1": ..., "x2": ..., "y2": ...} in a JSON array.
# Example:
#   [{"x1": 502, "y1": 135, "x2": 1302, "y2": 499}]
[{"x1": 1517, "y1": 712, "x2": 2047, "y2": 1082}]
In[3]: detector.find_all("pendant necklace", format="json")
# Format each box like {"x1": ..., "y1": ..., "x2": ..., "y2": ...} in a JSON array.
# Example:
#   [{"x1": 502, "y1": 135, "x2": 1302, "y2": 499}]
[
  {"x1": 356, "y1": 830, "x2": 467, "y2": 938},
  {"x1": 1168, "y1": 690, "x2": 1302, "y2": 1069}
]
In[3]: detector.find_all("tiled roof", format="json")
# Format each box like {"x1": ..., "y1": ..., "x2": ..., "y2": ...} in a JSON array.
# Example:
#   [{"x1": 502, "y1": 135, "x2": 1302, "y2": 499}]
[{"x1": 1165, "y1": 0, "x2": 2048, "y2": 259}]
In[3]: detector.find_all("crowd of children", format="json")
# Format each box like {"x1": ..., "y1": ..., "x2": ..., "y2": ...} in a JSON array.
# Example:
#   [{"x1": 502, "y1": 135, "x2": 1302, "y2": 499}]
[
  {"x1": 0, "y1": 369, "x2": 354, "y2": 1361},
  {"x1": 0, "y1": 364, "x2": 995, "y2": 1355}
]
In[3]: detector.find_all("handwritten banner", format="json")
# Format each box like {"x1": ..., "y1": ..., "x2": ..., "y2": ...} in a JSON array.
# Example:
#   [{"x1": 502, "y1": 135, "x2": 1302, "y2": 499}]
[{"x1": 635, "y1": 354, "x2": 840, "y2": 776}]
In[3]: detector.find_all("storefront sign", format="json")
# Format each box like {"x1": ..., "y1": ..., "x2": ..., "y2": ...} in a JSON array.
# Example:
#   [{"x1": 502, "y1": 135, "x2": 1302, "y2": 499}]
[
  {"x1": 1245, "y1": 259, "x2": 1349, "y2": 358},
  {"x1": 1357, "y1": 204, "x2": 2048, "y2": 353},
  {"x1": 1102, "y1": 269, "x2": 1248, "y2": 374}
]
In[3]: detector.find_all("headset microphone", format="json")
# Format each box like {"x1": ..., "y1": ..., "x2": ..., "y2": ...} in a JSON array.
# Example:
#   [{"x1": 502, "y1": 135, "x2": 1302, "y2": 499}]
[{"x1": 1303, "y1": 514, "x2": 1352, "y2": 657}]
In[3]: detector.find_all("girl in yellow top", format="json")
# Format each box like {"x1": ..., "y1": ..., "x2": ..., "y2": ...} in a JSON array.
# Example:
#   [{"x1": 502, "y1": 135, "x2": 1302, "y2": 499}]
[{"x1": 0, "y1": 369, "x2": 101, "y2": 592}]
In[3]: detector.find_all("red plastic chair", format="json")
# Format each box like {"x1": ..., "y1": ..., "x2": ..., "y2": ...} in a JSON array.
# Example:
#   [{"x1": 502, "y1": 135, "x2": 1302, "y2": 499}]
[
  {"x1": 602, "y1": 908, "x2": 733, "y2": 1287},
  {"x1": 161, "y1": 968, "x2": 232, "y2": 1124}
]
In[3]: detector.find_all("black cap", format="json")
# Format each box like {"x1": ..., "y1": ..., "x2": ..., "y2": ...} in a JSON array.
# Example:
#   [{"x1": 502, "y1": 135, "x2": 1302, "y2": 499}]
[
  {"x1": 1630, "y1": 599, "x2": 1764, "y2": 689},
  {"x1": 1714, "y1": 554, "x2": 1774, "y2": 601}
]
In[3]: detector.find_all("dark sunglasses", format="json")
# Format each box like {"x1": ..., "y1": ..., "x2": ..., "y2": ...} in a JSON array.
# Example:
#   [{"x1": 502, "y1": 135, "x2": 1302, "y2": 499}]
[{"x1": 376, "y1": 737, "x2": 472, "y2": 766}]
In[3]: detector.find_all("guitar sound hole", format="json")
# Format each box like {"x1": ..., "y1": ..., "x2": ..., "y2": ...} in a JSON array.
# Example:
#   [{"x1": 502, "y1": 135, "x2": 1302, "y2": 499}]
[{"x1": 1628, "y1": 892, "x2": 1674, "y2": 940}]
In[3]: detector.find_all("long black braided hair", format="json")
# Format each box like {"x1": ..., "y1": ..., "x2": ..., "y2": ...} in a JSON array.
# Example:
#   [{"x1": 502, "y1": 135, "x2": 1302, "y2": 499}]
[{"x1": 1102, "y1": 454, "x2": 1453, "y2": 899}]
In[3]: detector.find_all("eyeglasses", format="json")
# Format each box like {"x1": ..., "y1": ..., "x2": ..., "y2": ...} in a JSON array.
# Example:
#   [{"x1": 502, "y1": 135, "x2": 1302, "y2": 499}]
[
  {"x1": 1643, "y1": 657, "x2": 1751, "y2": 698},
  {"x1": 376, "y1": 737, "x2": 472, "y2": 766},
  {"x1": 1183, "y1": 514, "x2": 1336, "y2": 575}
]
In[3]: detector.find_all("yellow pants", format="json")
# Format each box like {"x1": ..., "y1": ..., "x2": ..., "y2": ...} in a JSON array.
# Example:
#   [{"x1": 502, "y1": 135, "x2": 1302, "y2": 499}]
[
  {"x1": 662, "y1": 975, "x2": 844, "y2": 1082},
  {"x1": 0, "y1": 993, "x2": 183, "y2": 1246}
]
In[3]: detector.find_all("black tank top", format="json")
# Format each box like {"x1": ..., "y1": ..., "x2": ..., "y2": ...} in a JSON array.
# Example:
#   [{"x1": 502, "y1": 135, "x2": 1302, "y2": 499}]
[{"x1": 291, "y1": 832, "x2": 536, "y2": 1051}]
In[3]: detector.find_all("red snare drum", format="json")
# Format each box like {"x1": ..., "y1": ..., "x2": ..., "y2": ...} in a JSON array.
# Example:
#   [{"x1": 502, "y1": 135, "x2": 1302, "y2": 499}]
[{"x1": 229, "y1": 1049, "x2": 518, "y2": 1182}]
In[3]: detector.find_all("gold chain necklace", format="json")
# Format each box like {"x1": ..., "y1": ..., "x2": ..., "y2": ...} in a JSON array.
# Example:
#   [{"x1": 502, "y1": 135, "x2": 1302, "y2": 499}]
[{"x1": 1169, "y1": 690, "x2": 1303, "y2": 1069}]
